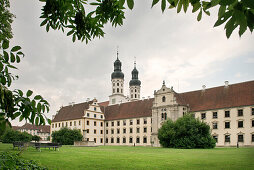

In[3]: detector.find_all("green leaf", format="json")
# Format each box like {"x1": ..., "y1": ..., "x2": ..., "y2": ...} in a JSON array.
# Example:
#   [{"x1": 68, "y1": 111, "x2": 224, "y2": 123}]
[
  {"x1": 127, "y1": 0, "x2": 134, "y2": 9},
  {"x1": 197, "y1": 9, "x2": 202, "y2": 21},
  {"x1": 161, "y1": 0, "x2": 166, "y2": 12},
  {"x1": 119, "y1": 0, "x2": 125, "y2": 7},
  {"x1": 19, "y1": 115, "x2": 24, "y2": 122},
  {"x1": 192, "y1": 2, "x2": 201, "y2": 13},
  {"x1": 26, "y1": 90, "x2": 33, "y2": 97},
  {"x1": 34, "y1": 95, "x2": 42, "y2": 100},
  {"x1": 16, "y1": 55, "x2": 21, "y2": 63},
  {"x1": 37, "y1": 103, "x2": 41, "y2": 113},
  {"x1": 211, "y1": 0, "x2": 221, "y2": 7},
  {"x1": 46, "y1": 24, "x2": 50, "y2": 32},
  {"x1": 72, "y1": 34, "x2": 76, "y2": 42},
  {"x1": 219, "y1": 0, "x2": 236, "y2": 6},
  {"x1": 225, "y1": 16, "x2": 236, "y2": 38},
  {"x1": 11, "y1": 46, "x2": 21, "y2": 52},
  {"x1": 214, "y1": 11, "x2": 232, "y2": 27},
  {"x1": 3, "y1": 51, "x2": 9, "y2": 62},
  {"x1": 152, "y1": 0, "x2": 160, "y2": 7},
  {"x1": 177, "y1": 0, "x2": 183, "y2": 13},
  {"x1": 35, "y1": 117, "x2": 39, "y2": 125},
  {"x1": 183, "y1": 0, "x2": 189, "y2": 13},
  {"x1": 234, "y1": 10, "x2": 247, "y2": 37},
  {"x1": 47, "y1": 118, "x2": 51, "y2": 124},
  {"x1": 67, "y1": 30, "x2": 74, "y2": 36},
  {"x1": 2, "y1": 40, "x2": 9, "y2": 49},
  {"x1": 40, "y1": 19, "x2": 47, "y2": 26},
  {"x1": 218, "y1": 5, "x2": 226, "y2": 18},
  {"x1": 10, "y1": 53, "x2": 15, "y2": 63},
  {"x1": 242, "y1": 0, "x2": 254, "y2": 8}
]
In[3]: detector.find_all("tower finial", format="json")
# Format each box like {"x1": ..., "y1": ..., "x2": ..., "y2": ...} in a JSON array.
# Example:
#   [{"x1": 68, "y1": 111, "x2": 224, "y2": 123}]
[
  {"x1": 117, "y1": 46, "x2": 119, "y2": 59},
  {"x1": 134, "y1": 56, "x2": 136, "y2": 68},
  {"x1": 163, "y1": 80, "x2": 165, "y2": 86}
]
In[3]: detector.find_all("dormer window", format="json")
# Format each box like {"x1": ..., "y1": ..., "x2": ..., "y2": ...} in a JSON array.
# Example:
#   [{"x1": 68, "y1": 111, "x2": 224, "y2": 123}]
[
  {"x1": 94, "y1": 107, "x2": 96, "y2": 111},
  {"x1": 162, "y1": 96, "x2": 166, "y2": 102}
]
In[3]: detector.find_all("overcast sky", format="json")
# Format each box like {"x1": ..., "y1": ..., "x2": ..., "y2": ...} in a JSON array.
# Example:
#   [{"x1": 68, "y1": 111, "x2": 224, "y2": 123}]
[{"x1": 9, "y1": 0, "x2": 254, "y2": 125}]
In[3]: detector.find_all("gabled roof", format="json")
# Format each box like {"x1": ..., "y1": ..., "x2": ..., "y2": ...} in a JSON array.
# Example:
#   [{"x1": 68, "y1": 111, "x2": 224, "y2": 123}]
[
  {"x1": 175, "y1": 80, "x2": 254, "y2": 112},
  {"x1": 21, "y1": 123, "x2": 50, "y2": 133},
  {"x1": 102, "y1": 98, "x2": 154, "y2": 121},
  {"x1": 52, "y1": 101, "x2": 92, "y2": 122}
]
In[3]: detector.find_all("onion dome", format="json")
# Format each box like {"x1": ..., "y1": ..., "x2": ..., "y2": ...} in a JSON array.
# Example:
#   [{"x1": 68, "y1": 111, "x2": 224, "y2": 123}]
[
  {"x1": 111, "y1": 55, "x2": 124, "y2": 79},
  {"x1": 129, "y1": 62, "x2": 141, "y2": 86}
]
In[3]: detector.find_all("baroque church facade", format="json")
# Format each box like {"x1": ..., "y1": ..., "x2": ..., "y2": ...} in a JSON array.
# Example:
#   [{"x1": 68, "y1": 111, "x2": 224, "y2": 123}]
[{"x1": 51, "y1": 54, "x2": 254, "y2": 147}]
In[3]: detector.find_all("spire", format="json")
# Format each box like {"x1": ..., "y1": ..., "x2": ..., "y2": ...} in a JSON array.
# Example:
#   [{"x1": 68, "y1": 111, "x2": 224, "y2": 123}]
[
  {"x1": 134, "y1": 56, "x2": 136, "y2": 68},
  {"x1": 129, "y1": 58, "x2": 141, "y2": 86},
  {"x1": 111, "y1": 47, "x2": 124, "y2": 79},
  {"x1": 117, "y1": 46, "x2": 119, "y2": 60},
  {"x1": 163, "y1": 80, "x2": 165, "y2": 86}
]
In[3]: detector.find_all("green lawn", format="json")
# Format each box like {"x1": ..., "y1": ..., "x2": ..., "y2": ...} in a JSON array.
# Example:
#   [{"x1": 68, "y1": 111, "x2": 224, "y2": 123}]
[{"x1": 1, "y1": 143, "x2": 254, "y2": 170}]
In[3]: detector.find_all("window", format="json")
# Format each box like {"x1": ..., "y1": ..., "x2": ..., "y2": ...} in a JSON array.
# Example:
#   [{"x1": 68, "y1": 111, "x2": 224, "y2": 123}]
[
  {"x1": 111, "y1": 129, "x2": 114, "y2": 134},
  {"x1": 162, "y1": 96, "x2": 166, "y2": 102},
  {"x1": 130, "y1": 120, "x2": 133, "y2": 125},
  {"x1": 113, "y1": 89, "x2": 115, "y2": 93},
  {"x1": 213, "y1": 112, "x2": 217, "y2": 119},
  {"x1": 106, "y1": 130, "x2": 108, "y2": 134},
  {"x1": 225, "y1": 122, "x2": 230, "y2": 129},
  {"x1": 129, "y1": 137, "x2": 133, "y2": 143},
  {"x1": 87, "y1": 121, "x2": 89, "y2": 125},
  {"x1": 52, "y1": 124, "x2": 54, "y2": 128},
  {"x1": 123, "y1": 128, "x2": 126, "y2": 134},
  {"x1": 70, "y1": 122, "x2": 72, "y2": 126},
  {"x1": 137, "y1": 127, "x2": 140, "y2": 133},
  {"x1": 117, "y1": 88, "x2": 119, "y2": 93},
  {"x1": 144, "y1": 118, "x2": 147, "y2": 124},
  {"x1": 252, "y1": 134, "x2": 254, "y2": 142},
  {"x1": 121, "y1": 89, "x2": 123, "y2": 93},
  {"x1": 213, "y1": 135, "x2": 218, "y2": 143},
  {"x1": 87, "y1": 113, "x2": 90, "y2": 117},
  {"x1": 100, "y1": 115, "x2": 103, "y2": 119},
  {"x1": 56, "y1": 123, "x2": 57, "y2": 128},
  {"x1": 123, "y1": 137, "x2": 126, "y2": 143},
  {"x1": 59, "y1": 123, "x2": 61, "y2": 127},
  {"x1": 117, "y1": 128, "x2": 120, "y2": 134},
  {"x1": 94, "y1": 107, "x2": 96, "y2": 111},
  {"x1": 144, "y1": 127, "x2": 147, "y2": 133},
  {"x1": 94, "y1": 121, "x2": 97, "y2": 126},
  {"x1": 201, "y1": 113, "x2": 206, "y2": 120},
  {"x1": 79, "y1": 121, "x2": 81, "y2": 125},
  {"x1": 252, "y1": 120, "x2": 254, "y2": 127},
  {"x1": 111, "y1": 138, "x2": 114, "y2": 143},
  {"x1": 225, "y1": 111, "x2": 230, "y2": 117},
  {"x1": 94, "y1": 138, "x2": 96, "y2": 143},
  {"x1": 143, "y1": 137, "x2": 147, "y2": 143},
  {"x1": 238, "y1": 121, "x2": 243, "y2": 128},
  {"x1": 117, "y1": 83, "x2": 119, "y2": 86},
  {"x1": 136, "y1": 137, "x2": 140, "y2": 143},
  {"x1": 117, "y1": 121, "x2": 120, "y2": 126},
  {"x1": 130, "y1": 128, "x2": 133, "y2": 133},
  {"x1": 93, "y1": 129, "x2": 97, "y2": 134},
  {"x1": 111, "y1": 121, "x2": 114, "y2": 126},
  {"x1": 137, "y1": 119, "x2": 140, "y2": 125},
  {"x1": 66, "y1": 122, "x2": 68, "y2": 127},
  {"x1": 106, "y1": 138, "x2": 108, "y2": 143},
  {"x1": 252, "y1": 108, "x2": 254, "y2": 115},
  {"x1": 94, "y1": 114, "x2": 96, "y2": 118},
  {"x1": 106, "y1": 122, "x2": 108, "y2": 127},
  {"x1": 238, "y1": 109, "x2": 243, "y2": 116},
  {"x1": 100, "y1": 138, "x2": 103, "y2": 143},
  {"x1": 101, "y1": 122, "x2": 103, "y2": 127},
  {"x1": 238, "y1": 135, "x2": 244, "y2": 142},
  {"x1": 74, "y1": 121, "x2": 76, "y2": 126},
  {"x1": 225, "y1": 135, "x2": 230, "y2": 142},
  {"x1": 113, "y1": 83, "x2": 115, "y2": 86},
  {"x1": 117, "y1": 137, "x2": 120, "y2": 143},
  {"x1": 86, "y1": 129, "x2": 89, "y2": 133},
  {"x1": 86, "y1": 138, "x2": 89, "y2": 142},
  {"x1": 123, "y1": 120, "x2": 126, "y2": 126},
  {"x1": 213, "y1": 122, "x2": 218, "y2": 129},
  {"x1": 100, "y1": 130, "x2": 103, "y2": 134}
]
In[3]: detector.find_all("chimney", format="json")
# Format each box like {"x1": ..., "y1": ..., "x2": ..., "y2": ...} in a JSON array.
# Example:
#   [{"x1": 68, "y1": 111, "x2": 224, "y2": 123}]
[
  {"x1": 202, "y1": 85, "x2": 206, "y2": 91},
  {"x1": 225, "y1": 81, "x2": 229, "y2": 87}
]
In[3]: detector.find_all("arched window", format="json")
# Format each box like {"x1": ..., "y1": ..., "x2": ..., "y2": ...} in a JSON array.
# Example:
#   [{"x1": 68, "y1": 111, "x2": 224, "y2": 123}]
[
  {"x1": 164, "y1": 113, "x2": 167, "y2": 120},
  {"x1": 117, "y1": 83, "x2": 119, "y2": 86},
  {"x1": 162, "y1": 96, "x2": 166, "y2": 102},
  {"x1": 121, "y1": 89, "x2": 123, "y2": 93},
  {"x1": 117, "y1": 88, "x2": 119, "y2": 93},
  {"x1": 113, "y1": 89, "x2": 115, "y2": 93},
  {"x1": 135, "y1": 94, "x2": 137, "y2": 98},
  {"x1": 161, "y1": 113, "x2": 164, "y2": 119},
  {"x1": 135, "y1": 89, "x2": 137, "y2": 92}
]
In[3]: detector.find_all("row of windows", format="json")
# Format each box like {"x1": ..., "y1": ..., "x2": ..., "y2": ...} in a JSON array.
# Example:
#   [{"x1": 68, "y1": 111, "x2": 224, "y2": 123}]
[
  {"x1": 86, "y1": 138, "x2": 103, "y2": 143},
  {"x1": 113, "y1": 88, "x2": 123, "y2": 93},
  {"x1": 212, "y1": 120, "x2": 254, "y2": 129},
  {"x1": 86, "y1": 113, "x2": 103, "y2": 119},
  {"x1": 86, "y1": 129, "x2": 103, "y2": 134},
  {"x1": 213, "y1": 134, "x2": 254, "y2": 143},
  {"x1": 105, "y1": 136, "x2": 148, "y2": 144},
  {"x1": 106, "y1": 118, "x2": 149, "y2": 127},
  {"x1": 130, "y1": 89, "x2": 139, "y2": 93},
  {"x1": 113, "y1": 83, "x2": 123, "y2": 87},
  {"x1": 131, "y1": 94, "x2": 140, "y2": 99},
  {"x1": 201, "y1": 108, "x2": 254, "y2": 120},
  {"x1": 52, "y1": 121, "x2": 81, "y2": 128},
  {"x1": 105, "y1": 127, "x2": 150, "y2": 134},
  {"x1": 86, "y1": 121, "x2": 103, "y2": 127}
]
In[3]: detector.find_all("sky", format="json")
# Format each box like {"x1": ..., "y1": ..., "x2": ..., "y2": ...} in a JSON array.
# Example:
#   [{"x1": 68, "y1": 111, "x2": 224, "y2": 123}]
[{"x1": 9, "y1": 0, "x2": 254, "y2": 126}]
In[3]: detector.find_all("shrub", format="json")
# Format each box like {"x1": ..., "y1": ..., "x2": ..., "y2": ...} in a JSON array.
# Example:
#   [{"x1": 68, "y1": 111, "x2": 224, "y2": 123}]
[
  {"x1": 52, "y1": 127, "x2": 83, "y2": 145},
  {"x1": 32, "y1": 135, "x2": 41, "y2": 142},
  {"x1": 0, "y1": 152, "x2": 47, "y2": 170},
  {"x1": 1, "y1": 128, "x2": 32, "y2": 143},
  {"x1": 158, "y1": 114, "x2": 216, "y2": 149}
]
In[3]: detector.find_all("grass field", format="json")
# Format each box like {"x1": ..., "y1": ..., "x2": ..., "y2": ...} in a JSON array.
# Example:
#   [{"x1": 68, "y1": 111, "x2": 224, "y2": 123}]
[{"x1": 1, "y1": 143, "x2": 254, "y2": 170}]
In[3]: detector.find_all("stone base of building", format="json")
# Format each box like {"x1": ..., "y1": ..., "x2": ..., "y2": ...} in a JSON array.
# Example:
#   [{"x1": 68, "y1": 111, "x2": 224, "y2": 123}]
[{"x1": 74, "y1": 141, "x2": 95, "y2": 147}]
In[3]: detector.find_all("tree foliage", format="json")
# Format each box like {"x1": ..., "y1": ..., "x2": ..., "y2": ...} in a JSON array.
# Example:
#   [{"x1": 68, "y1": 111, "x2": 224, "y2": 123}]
[
  {"x1": 40, "y1": 0, "x2": 254, "y2": 43},
  {"x1": 1, "y1": 128, "x2": 33, "y2": 143},
  {"x1": 32, "y1": 135, "x2": 41, "y2": 142},
  {"x1": 0, "y1": 0, "x2": 50, "y2": 132},
  {"x1": 158, "y1": 114, "x2": 216, "y2": 148},
  {"x1": 51, "y1": 127, "x2": 83, "y2": 145}
]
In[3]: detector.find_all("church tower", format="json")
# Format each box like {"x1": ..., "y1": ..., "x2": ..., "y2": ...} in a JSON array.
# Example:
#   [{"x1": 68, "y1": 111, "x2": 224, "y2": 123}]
[
  {"x1": 129, "y1": 60, "x2": 141, "y2": 101},
  {"x1": 109, "y1": 51, "x2": 126, "y2": 105}
]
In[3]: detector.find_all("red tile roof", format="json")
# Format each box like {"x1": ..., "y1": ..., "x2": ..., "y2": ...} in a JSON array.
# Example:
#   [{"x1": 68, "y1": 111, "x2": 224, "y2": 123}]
[
  {"x1": 21, "y1": 123, "x2": 50, "y2": 133},
  {"x1": 12, "y1": 126, "x2": 21, "y2": 131},
  {"x1": 99, "y1": 101, "x2": 109, "y2": 107},
  {"x1": 102, "y1": 98, "x2": 154, "y2": 121},
  {"x1": 175, "y1": 80, "x2": 254, "y2": 112},
  {"x1": 52, "y1": 101, "x2": 92, "y2": 122}
]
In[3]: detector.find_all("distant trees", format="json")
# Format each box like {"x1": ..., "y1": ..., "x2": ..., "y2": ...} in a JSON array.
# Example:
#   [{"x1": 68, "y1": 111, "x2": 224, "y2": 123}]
[
  {"x1": 32, "y1": 135, "x2": 41, "y2": 142},
  {"x1": 51, "y1": 128, "x2": 83, "y2": 145},
  {"x1": 158, "y1": 114, "x2": 216, "y2": 149},
  {"x1": 1, "y1": 128, "x2": 32, "y2": 143}
]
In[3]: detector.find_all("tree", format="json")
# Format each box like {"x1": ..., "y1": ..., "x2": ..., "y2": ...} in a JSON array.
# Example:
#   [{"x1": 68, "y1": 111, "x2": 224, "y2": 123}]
[
  {"x1": 32, "y1": 135, "x2": 41, "y2": 142},
  {"x1": 51, "y1": 127, "x2": 83, "y2": 145},
  {"x1": 158, "y1": 114, "x2": 216, "y2": 148},
  {"x1": 0, "y1": 0, "x2": 50, "y2": 132},
  {"x1": 39, "y1": 0, "x2": 254, "y2": 44},
  {"x1": 1, "y1": 128, "x2": 33, "y2": 143}
]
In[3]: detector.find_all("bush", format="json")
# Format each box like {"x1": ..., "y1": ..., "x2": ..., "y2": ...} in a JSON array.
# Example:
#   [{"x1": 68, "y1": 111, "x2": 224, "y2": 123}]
[
  {"x1": 52, "y1": 127, "x2": 83, "y2": 145},
  {"x1": 32, "y1": 135, "x2": 41, "y2": 142},
  {"x1": 0, "y1": 152, "x2": 47, "y2": 170},
  {"x1": 158, "y1": 114, "x2": 216, "y2": 149},
  {"x1": 1, "y1": 128, "x2": 32, "y2": 143}
]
